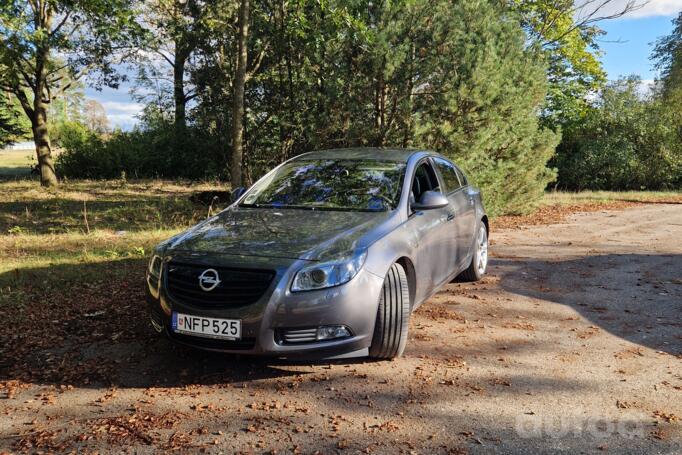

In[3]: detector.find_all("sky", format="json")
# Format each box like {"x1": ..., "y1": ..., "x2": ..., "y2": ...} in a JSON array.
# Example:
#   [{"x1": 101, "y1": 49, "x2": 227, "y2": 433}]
[
  {"x1": 87, "y1": 0, "x2": 682, "y2": 131},
  {"x1": 597, "y1": 1, "x2": 681, "y2": 82}
]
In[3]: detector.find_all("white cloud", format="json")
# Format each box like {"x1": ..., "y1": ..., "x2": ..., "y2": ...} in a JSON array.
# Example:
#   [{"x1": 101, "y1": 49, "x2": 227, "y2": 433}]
[
  {"x1": 98, "y1": 101, "x2": 144, "y2": 130},
  {"x1": 577, "y1": 0, "x2": 682, "y2": 19},
  {"x1": 100, "y1": 101, "x2": 144, "y2": 115},
  {"x1": 106, "y1": 113, "x2": 140, "y2": 130}
]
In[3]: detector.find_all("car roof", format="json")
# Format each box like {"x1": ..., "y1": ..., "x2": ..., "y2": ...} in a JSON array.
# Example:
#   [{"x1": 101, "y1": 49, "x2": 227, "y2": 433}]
[{"x1": 291, "y1": 147, "x2": 434, "y2": 163}]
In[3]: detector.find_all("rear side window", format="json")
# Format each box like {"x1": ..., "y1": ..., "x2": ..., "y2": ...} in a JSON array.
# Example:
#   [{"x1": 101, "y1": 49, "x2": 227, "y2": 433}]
[
  {"x1": 434, "y1": 157, "x2": 462, "y2": 193},
  {"x1": 454, "y1": 165, "x2": 467, "y2": 186}
]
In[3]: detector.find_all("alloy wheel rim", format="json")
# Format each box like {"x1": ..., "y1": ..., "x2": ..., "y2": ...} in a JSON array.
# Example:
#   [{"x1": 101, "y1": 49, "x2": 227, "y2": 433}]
[{"x1": 477, "y1": 226, "x2": 488, "y2": 275}]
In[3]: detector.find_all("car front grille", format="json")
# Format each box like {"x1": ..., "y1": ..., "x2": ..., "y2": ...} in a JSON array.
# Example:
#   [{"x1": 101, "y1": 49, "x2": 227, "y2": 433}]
[{"x1": 165, "y1": 262, "x2": 275, "y2": 307}]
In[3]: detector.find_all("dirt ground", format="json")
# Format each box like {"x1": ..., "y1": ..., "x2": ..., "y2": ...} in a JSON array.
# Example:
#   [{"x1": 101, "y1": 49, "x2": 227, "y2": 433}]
[{"x1": 1, "y1": 203, "x2": 681, "y2": 454}]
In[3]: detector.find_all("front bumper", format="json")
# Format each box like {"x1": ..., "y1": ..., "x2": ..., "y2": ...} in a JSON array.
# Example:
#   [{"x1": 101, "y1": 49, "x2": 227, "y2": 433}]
[{"x1": 146, "y1": 253, "x2": 385, "y2": 358}]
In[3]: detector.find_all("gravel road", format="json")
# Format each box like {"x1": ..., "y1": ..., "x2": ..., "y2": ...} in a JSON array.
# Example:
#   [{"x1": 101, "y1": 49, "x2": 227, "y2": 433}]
[{"x1": 1, "y1": 203, "x2": 680, "y2": 454}]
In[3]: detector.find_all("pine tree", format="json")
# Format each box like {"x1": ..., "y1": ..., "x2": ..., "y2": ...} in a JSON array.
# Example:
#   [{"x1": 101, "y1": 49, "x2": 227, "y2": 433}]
[{"x1": 408, "y1": 0, "x2": 559, "y2": 215}]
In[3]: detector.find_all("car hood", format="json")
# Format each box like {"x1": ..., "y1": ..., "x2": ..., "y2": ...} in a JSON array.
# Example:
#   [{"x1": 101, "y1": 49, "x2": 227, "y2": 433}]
[{"x1": 164, "y1": 207, "x2": 395, "y2": 261}]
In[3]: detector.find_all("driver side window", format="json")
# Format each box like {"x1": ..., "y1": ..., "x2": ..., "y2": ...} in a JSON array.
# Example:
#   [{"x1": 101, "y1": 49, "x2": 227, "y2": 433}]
[{"x1": 411, "y1": 161, "x2": 440, "y2": 205}]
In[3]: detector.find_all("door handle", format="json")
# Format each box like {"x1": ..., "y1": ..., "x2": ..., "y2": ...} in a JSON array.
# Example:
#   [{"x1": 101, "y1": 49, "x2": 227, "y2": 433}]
[{"x1": 447, "y1": 213, "x2": 455, "y2": 221}]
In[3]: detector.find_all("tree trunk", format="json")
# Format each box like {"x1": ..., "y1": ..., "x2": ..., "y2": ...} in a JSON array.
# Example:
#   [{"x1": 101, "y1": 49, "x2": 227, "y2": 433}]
[
  {"x1": 32, "y1": 100, "x2": 58, "y2": 187},
  {"x1": 230, "y1": 0, "x2": 250, "y2": 189},
  {"x1": 32, "y1": 19, "x2": 58, "y2": 188},
  {"x1": 173, "y1": 46, "x2": 188, "y2": 133}
]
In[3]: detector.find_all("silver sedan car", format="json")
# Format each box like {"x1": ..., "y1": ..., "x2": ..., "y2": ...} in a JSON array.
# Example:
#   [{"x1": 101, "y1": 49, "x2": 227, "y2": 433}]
[{"x1": 146, "y1": 148, "x2": 488, "y2": 359}]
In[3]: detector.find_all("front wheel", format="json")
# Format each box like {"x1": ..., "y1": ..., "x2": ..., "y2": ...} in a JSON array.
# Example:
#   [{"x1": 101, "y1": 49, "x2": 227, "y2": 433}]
[
  {"x1": 458, "y1": 221, "x2": 488, "y2": 282},
  {"x1": 369, "y1": 262, "x2": 410, "y2": 360}
]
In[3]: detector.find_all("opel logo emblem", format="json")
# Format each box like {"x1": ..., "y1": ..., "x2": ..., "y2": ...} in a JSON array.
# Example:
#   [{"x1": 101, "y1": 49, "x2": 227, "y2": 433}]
[{"x1": 198, "y1": 268, "x2": 221, "y2": 291}]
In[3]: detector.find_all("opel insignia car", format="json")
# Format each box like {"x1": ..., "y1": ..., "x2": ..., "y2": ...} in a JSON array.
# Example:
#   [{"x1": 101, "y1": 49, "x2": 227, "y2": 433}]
[{"x1": 146, "y1": 148, "x2": 488, "y2": 359}]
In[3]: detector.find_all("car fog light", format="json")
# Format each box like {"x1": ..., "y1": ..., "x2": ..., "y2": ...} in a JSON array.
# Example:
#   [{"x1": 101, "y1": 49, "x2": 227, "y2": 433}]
[{"x1": 316, "y1": 325, "x2": 351, "y2": 341}]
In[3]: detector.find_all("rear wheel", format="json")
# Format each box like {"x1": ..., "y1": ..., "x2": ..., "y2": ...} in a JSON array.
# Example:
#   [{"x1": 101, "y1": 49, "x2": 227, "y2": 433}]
[
  {"x1": 458, "y1": 221, "x2": 488, "y2": 282},
  {"x1": 369, "y1": 262, "x2": 410, "y2": 359}
]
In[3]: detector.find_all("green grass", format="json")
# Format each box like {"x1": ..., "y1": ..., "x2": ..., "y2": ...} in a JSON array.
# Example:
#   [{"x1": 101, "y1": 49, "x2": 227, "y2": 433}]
[
  {"x1": 0, "y1": 179, "x2": 230, "y2": 307},
  {"x1": 542, "y1": 190, "x2": 682, "y2": 205},
  {"x1": 0, "y1": 148, "x2": 36, "y2": 178}
]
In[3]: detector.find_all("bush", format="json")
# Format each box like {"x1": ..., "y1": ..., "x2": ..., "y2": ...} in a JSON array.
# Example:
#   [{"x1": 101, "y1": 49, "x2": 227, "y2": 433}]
[
  {"x1": 56, "y1": 122, "x2": 228, "y2": 180},
  {"x1": 553, "y1": 77, "x2": 682, "y2": 191}
]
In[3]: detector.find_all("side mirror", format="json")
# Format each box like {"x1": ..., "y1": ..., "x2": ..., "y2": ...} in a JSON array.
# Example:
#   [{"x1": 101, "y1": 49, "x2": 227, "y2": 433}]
[
  {"x1": 411, "y1": 190, "x2": 449, "y2": 211},
  {"x1": 230, "y1": 187, "x2": 246, "y2": 203}
]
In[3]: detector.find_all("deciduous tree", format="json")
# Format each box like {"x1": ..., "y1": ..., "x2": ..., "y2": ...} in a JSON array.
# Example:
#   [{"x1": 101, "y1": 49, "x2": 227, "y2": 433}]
[
  {"x1": 83, "y1": 99, "x2": 110, "y2": 133},
  {"x1": 513, "y1": 0, "x2": 642, "y2": 124},
  {"x1": 0, "y1": 0, "x2": 143, "y2": 186}
]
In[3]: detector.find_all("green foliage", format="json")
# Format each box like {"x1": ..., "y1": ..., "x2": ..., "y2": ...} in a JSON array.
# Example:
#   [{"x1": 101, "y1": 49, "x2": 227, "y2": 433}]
[
  {"x1": 410, "y1": 0, "x2": 560, "y2": 215},
  {"x1": 55, "y1": 121, "x2": 225, "y2": 180},
  {"x1": 0, "y1": 0, "x2": 146, "y2": 186},
  {"x1": 553, "y1": 77, "x2": 682, "y2": 190},
  {"x1": 0, "y1": 92, "x2": 30, "y2": 147},
  {"x1": 243, "y1": 0, "x2": 557, "y2": 215},
  {"x1": 652, "y1": 12, "x2": 682, "y2": 100},
  {"x1": 555, "y1": 13, "x2": 682, "y2": 192},
  {"x1": 652, "y1": 12, "x2": 682, "y2": 152},
  {"x1": 513, "y1": 0, "x2": 607, "y2": 125},
  {"x1": 56, "y1": 0, "x2": 558, "y2": 215},
  {"x1": 0, "y1": 1, "x2": 145, "y2": 99}
]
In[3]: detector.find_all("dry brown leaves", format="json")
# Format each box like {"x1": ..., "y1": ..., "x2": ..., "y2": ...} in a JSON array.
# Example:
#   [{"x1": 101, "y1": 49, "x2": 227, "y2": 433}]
[
  {"x1": 0, "y1": 262, "x2": 153, "y2": 387},
  {"x1": 493, "y1": 202, "x2": 639, "y2": 231},
  {"x1": 85, "y1": 410, "x2": 187, "y2": 446},
  {"x1": 416, "y1": 305, "x2": 466, "y2": 322},
  {"x1": 614, "y1": 347, "x2": 645, "y2": 360},
  {"x1": 653, "y1": 410, "x2": 679, "y2": 423},
  {"x1": 501, "y1": 321, "x2": 536, "y2": 331}
]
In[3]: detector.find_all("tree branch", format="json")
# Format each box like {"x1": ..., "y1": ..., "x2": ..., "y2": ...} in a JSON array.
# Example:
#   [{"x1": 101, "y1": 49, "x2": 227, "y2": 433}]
[
  {"x1": 14, "y1": 89, "x2": 34, "y2": 120},
  {"x1": 155, "y1": 50, "x2": 176, "y2": 68},
  {"x1": 245, "y1": 43, "x2": 269, "y2": 82},
  {"x1": 551, "y1": 0, "x2": 642, "y2": 46},
  {"x1": 49, "y1": 11, "x2": 71, "y2": 37}
]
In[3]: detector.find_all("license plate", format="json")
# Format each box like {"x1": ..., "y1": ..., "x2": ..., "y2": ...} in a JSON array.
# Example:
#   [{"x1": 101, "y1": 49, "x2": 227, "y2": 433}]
[{"x1": 172, "y1": 312, "x2": 241, "y2": 340}]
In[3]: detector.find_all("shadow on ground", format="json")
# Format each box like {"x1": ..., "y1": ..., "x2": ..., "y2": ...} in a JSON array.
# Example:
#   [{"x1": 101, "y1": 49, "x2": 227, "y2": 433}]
[
  {"x1": 1, "y1": 252, "x2": 680, "y2": 391},
  {"x1": 493, "y1": 253, "x2": 682, "y2": 356},
  {"x1": 0, "y1": 258, "x2": 372, "y2": 389}
]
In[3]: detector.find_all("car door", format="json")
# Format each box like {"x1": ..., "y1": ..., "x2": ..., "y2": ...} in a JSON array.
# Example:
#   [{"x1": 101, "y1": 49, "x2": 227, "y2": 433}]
[
  {"x1": 433, "y1": 157, "x2": 475, "y2": 271},
  {"x1": 453, "y1": 164, "x2": 476, "y2": 265},
  {"x1": 407, "y1": 159, "x2": 456, "y2": 294}
]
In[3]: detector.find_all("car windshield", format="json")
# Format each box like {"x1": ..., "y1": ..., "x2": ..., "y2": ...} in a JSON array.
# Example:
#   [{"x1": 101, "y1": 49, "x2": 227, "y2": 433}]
[{"x1": 240, "y1": 159, "x2": 406, "y2": 211}]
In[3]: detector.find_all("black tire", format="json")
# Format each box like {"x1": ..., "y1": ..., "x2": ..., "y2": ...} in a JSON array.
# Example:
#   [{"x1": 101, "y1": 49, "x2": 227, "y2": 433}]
[
  {"x1": 369, "y1": 262, "x2": 410, "y2": 359},
  {"x1": 458, "y1": 220, "x2": 488, "y2": 282}
]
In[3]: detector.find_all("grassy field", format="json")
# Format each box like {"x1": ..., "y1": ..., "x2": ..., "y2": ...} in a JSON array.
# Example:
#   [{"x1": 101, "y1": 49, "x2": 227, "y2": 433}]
[
  {"x1": 0, "y1": 179, "x2": 230, "y2": 309},
  {"x1": 0, "y1": 148, "x2": 36, "y2": 178},
  {"x1": 543, "y1": 189, "x2": 682, "y2": 205}
]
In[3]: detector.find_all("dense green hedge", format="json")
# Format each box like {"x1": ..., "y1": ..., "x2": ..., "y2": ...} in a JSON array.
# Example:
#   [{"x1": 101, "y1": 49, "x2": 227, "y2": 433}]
[
  {"x1": 552, "y1": 78, "x2": 682, "y2": 191},
  {"x1": 56, "y1": 122, "x2": 227, "y2": 180}
]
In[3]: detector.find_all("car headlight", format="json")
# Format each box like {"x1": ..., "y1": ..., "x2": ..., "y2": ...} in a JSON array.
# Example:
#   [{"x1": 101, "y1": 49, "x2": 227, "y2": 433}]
[
  {"x1": 291, "y1": 250, "x2": 367, "y2": 292},
  {"x1": 148, "y1": 254, "x2": 162, "y2": 279}
]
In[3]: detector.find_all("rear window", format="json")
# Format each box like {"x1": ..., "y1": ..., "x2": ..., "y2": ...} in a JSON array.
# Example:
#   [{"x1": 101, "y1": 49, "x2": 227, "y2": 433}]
[{"x1": 434, "y1": 157, "x2": 463, "y2": 192}]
